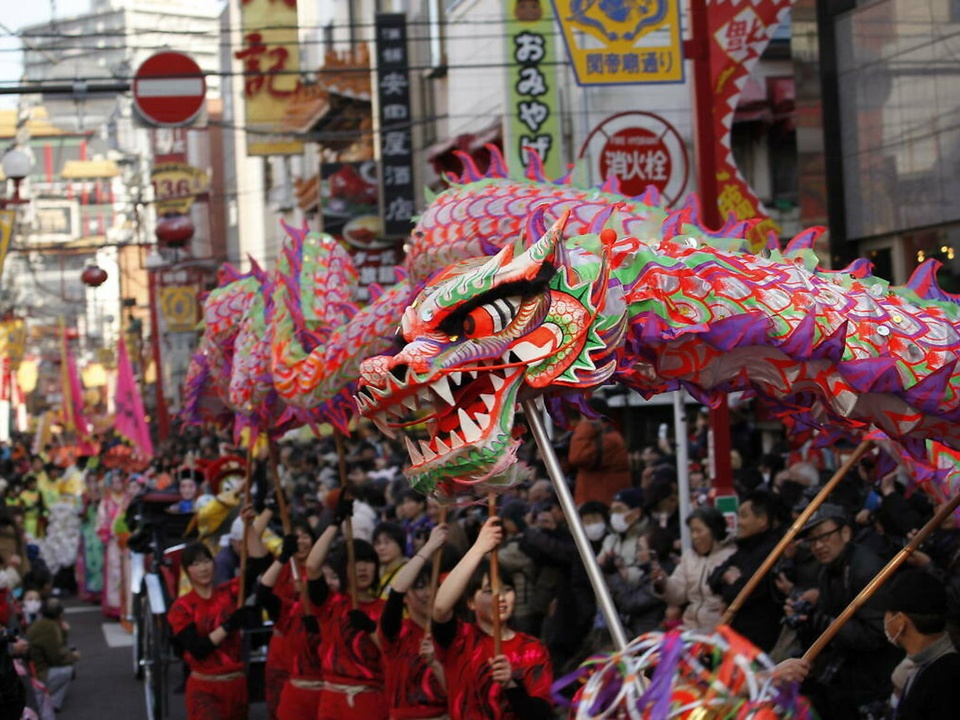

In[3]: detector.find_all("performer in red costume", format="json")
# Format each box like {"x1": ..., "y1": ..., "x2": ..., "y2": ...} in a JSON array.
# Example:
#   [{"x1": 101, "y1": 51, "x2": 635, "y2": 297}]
[
  {"x1": 378, "y1": 523, "x2": 450, "y2": 720},
  {"x1": 305, "y1": 493, "x2": 387, "y2": 720},
  {"x1": 167, "y1": 507, "x2": 270, "y2": 720},
  {"x1": 262, "y1": 521, "x2": 314, "y2": 720},
  {"x1": 256, "y1": 530, "x2": 325, "y2": 720},
  {"x1": 431, "y1": 516, "x2": 554, "y2": 720}
]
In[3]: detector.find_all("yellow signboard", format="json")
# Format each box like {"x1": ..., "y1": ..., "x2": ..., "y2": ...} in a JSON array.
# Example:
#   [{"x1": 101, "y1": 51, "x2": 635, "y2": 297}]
[
  {"x1": 235, "y1": 0, "x2": 304, "y2": 156},
  {"x1": 158, "y1": 286, "x2": 198, "y2": 333},
  {"x1": 151, "y1": 163, "x2": 210, "y2": 214},
  {"x1": 552, "y1": 0, "x2": 683, "y2": 85},
  {"x1": 0, "y1": 209, "x2": 14, "y2": 280}
]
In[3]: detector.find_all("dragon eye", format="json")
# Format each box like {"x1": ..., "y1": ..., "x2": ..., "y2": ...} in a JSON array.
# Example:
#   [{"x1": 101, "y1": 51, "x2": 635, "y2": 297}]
[{"x1": 461, "y1": 297, "x2": 520, "y2": 339}]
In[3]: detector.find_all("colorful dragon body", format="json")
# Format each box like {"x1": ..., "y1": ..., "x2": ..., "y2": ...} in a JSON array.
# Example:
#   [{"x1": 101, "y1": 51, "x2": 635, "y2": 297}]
[{"x1": 356, "y1": 209, "x2": 960, "y2": 497}]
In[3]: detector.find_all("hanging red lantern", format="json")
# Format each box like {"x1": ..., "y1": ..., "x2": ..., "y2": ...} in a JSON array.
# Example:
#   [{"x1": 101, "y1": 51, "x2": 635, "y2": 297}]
[
  {"x1": 155, "y1": 213, "x2": 195, "y2": 248},
  {"x1": 81, "y1": 264, "x2": 108, "y2": 287}
]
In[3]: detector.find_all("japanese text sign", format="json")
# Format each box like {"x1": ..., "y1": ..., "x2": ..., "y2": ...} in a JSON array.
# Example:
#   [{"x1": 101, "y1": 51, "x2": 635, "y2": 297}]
[
  {"x1": 505, "y1": 0, "x2": 563, "y2": 178},
  {"x1": 708, "y1": 0, "x2": 793, "y2": 250},
  {"x1": 551, "y1": 0, "x2": 683, "y2": 85},
  {"x1": 235, "y1": 0, "x2": 303, "y2": 156},
  {"x1": 375, "y1": 14, "x2": 416, "y2": 238}
]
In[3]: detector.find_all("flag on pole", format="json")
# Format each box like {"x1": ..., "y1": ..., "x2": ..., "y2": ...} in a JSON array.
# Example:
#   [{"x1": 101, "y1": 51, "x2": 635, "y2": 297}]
[
  {"x1": 114, "y1": 336, "x2": 154, "y2": 459},
  {"x1": 59, "y1": 319, "x2": 94, "y2": 452}
]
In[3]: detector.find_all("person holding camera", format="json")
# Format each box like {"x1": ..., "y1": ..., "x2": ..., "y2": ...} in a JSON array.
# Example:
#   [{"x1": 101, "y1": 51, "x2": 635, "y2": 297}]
[
  {"x1": 788, "y1": 503, "x2": 903, "y2": 720},
  {"x1": 25, "y1": 597, "x2": 79, "y2": 713}
]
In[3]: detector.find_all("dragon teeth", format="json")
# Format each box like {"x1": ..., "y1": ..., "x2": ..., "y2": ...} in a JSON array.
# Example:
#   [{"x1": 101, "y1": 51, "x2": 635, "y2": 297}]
[
  {"x1": 432, "y1": 375, "x2": 455, "y2": 405},
  {"x1": 480, "y1": 393, "x2": 496, "y2": 412},
  {"x1": 405, "y1": 435, "x2": 423, "y2": 465},
  {"x1": 458, "y1": 408, "x2": 482, "y2": 444},
  {"x1": 466, "y1": 369, "x2": 478, "y2": 381},
  {"x1": 419, "y1": 439, "x2": 437, "y2": 462},
  {"x1": 490, "y1": 374, "x2": 505, "y2": 391},
  {"x1": 449, "y1": 371, "x2": 462, "y2": 386},
  {"x1": 435, "y1": 436, "x2": 451, "y2": 454},
  {"x1": 474, "y1": 412, "x2": 490, "y2": 428},
  {"x1": 449, "y1": 430, "x2": 465, "y2": 449},
  {"x1": 371, "y1": 413, "x2": 396, "y2": 439},
  {"x1": 402, "y1": 395, "x2": 419, "y2": 412}
]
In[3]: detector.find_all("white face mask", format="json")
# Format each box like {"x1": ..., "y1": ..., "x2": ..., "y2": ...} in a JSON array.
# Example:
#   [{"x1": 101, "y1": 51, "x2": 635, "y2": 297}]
[
  {"x1": 24, "y1": 599, "x2": 41, "y2": 615},
  {"x1": 884, "y1": 615, "x2": 903, "y2": 647},
  {"x1": 584, "y1": 522, "x2": 607, "y2": 541},
  {"x1": 610, "y1": 512, "x2": 631, "y2": 534}
]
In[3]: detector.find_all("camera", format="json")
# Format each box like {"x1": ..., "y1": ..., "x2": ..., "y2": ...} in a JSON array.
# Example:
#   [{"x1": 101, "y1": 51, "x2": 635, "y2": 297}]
[{"x1": 782, "y1": 599, "x2": 815, "y2": 629}]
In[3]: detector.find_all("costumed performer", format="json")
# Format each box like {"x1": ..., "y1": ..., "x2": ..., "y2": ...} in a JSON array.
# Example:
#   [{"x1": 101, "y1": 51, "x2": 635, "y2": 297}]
[
  {"x1": 431, "y1": 516, "x2": 553, "y2": 720},
  {"x1": 167, "y1": 505, "x2": 270, "y2": 720},
  {"x1": 77, "y1": 473, "x2": 103, "y2": 603},
  {"x1": 304, "y1": 492, "x2": 387, "y2": 720},
  {"x1": 96, "y1": 470, "x2": 128, "y2": 618},
  {"x1": 260, "y1": 521, "x2": 314, "y2": 720},
  {"x1": 256, "y1": 531, "x2": 325, "y2": 720},
  {"x1": 378, "y1": 522, "x2": 449, "y2": 720}
]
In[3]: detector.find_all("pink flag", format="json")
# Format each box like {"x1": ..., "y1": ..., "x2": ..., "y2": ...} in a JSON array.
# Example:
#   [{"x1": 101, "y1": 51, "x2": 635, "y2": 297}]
[
  {"x1": 114, "y1": 337, "x2": 154, "y2": 459},
  {"x1": 60, "y1": 323, "x2": 96, "y2": 454}
]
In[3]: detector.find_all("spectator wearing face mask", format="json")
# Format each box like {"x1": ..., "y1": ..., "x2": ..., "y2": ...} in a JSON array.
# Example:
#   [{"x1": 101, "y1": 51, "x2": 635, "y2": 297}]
[
  {"x1": 651, "y1": 507, "x2": 734, "y2": 631},
  {"x1": 20, "y1": 588, "x2": 42, "y2": 626},
  {"x1": 598, "y1": 488, "x2": 649, "y2": 584}
]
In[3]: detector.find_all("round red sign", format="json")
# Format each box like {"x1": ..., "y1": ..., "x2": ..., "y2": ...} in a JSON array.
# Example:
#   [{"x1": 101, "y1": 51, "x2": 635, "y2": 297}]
[
  {"x1": 598, "y1": 127, "x2": 672, "y2": 198},
  {"x1": 133, "y1": 52, "x2": 206, "y2": 127}
]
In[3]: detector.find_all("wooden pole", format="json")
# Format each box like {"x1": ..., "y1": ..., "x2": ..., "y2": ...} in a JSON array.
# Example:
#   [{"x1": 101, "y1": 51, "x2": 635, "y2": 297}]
[
  {"x1": 487, "y1": 492, "x2": 502, "y2": 656},
  {"x1": 720, "y1": 440, "x2": 872, "y2": 625},
  {"x1": 424, "y1": 505, "x2": 448, "y2": 638},
  {"x1": 334, "y1": 429, "x2": 359, "y2": 610},
  {"x1": 236, "y1": 445, "x2": 255, "y2": 609},
  {"x1": 802, "y1": 491, "x2": 960, "y2": 663},
  {"x1": 268, "y1": 438, "x2": 311, "y2": 612}
]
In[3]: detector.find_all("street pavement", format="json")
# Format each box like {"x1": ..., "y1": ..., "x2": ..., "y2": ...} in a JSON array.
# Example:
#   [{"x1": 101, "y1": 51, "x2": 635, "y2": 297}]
[{"x1": 57, "y1": 598, "x2": 267, "y2": 720}]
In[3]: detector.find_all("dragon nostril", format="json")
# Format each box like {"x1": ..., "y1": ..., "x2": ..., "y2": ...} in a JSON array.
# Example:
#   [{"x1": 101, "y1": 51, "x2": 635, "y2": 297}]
[{"x1": 389, "y1": 364, "x2": 409, "y2": 384}]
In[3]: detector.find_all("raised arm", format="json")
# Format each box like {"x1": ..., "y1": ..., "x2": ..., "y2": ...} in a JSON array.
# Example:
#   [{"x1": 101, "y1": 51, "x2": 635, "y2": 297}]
[
  {"x1": 433, "y1": 517, "x2": 501, "y2": 625},
  {"x1": 392, "y1": 524, "x2": 448, "y2": 594},
  {"x1": 305, "y1": 524, "x2": 339, "y2": 580}
]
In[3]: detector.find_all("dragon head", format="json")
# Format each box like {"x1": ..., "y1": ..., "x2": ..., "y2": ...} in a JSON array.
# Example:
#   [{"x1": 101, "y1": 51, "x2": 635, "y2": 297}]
[{"x1": 357, "y1": 213, "x2": 628, "y2": 495}]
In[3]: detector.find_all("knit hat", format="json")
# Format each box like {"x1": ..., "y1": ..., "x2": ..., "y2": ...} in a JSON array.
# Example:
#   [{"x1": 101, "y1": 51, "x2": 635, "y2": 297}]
[{"x1": 612, "y1": 487, "x2": 644, "y2": 510}]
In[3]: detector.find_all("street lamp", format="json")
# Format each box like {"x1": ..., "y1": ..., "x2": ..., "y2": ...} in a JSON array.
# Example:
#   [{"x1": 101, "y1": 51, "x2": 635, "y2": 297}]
[{"x1": 0, "y1": 149, "x2": 31, "y2": 208}]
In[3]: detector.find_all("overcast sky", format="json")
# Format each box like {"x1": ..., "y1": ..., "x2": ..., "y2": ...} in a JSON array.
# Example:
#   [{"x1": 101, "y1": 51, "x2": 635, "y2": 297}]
[{"x1": 0, "y1": 0, "x2": 93, "y2": 108}]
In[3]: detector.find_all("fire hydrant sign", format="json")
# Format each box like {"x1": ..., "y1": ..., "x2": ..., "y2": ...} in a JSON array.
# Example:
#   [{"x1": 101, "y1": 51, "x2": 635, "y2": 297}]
[
  {"x1": 551, "y1": 0, "x2": 683, "y2": 85},
  {"x1": 579, "y1": 112, "x2": 688, "y2": 206}
]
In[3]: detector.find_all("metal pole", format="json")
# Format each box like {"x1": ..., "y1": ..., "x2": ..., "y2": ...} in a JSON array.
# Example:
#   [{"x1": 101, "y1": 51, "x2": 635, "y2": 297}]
[
  {"x1": 673, "y1": 391, "x2": 692, "y2": 553},
  {"x1": 522, "y1": 399, "x2": 629, "y2": 650}
]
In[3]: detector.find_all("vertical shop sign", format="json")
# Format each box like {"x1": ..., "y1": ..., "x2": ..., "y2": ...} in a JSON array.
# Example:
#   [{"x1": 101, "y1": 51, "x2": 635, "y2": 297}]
[
  {"x1": 375, "y1": 14, "x2": 416, "y2": 238},
  {"x1": 235, "y1": 0, "x2": 303, "y2": 156},
  {"x1": 504, "y1": 0, "x2": 563, "y2": 178}
]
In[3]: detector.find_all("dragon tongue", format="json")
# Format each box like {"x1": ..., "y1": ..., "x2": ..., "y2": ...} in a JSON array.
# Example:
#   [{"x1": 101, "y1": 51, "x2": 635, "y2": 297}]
[{"x1": 404, "y1": 435, "x2": 424, "y2": 465}]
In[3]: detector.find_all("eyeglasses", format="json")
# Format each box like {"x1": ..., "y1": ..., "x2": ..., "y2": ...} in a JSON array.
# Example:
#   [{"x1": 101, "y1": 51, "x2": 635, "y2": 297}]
[{"x1": 804, "y1": 526, "x2": 843, "y2": 547}]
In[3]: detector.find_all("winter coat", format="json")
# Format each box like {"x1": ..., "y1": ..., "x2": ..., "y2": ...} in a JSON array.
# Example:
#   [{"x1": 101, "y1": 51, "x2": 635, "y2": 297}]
[
  {"x1": 797, "y1": 542, "x2": 903, "y2": 716},
  {"x1": 498, "y1": 535, "x2": 537, "y2": 625},
  {"x1": 708, "y1": 528, "x2": 783, "y2": 652},
  {"x1": 568, "y1": 419, "x2": 631, "y2": 506},
  {"x1": 606, "y1": 568, "x2": 665, "y2": 637},
  {"x1": 599, "y1": 517, "x2": 651, "y2": 585},
  {"x1": 658, "y1": 541, "x2": 734, "y2": 630}
]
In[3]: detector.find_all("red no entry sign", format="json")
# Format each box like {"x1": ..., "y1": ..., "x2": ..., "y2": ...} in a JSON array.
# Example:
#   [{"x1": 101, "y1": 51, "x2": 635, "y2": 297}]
[{"x1": 133, "y1": 51, "x2": 206, "y2": 127}]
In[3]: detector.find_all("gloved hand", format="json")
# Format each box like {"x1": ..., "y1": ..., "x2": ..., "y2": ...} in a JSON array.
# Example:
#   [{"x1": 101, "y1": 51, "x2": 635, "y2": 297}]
[
  {"x1": 333, "y1": 493, "x2": 355, "y2": 527},
  {"x1": 346, "y1": 609, "x2": 376, "y2": 634},
  {"x1": 222, "y1": 606, "x2": 260, "y2": 632},
  {"x1": 301, "y1": 615, "x2": 320, "y2": 635},
  {"x1": 278, "y1": 533, "x2": 298, "y2": 564},
  {"x1": 262, "y1": 491, "x2": 279, "y2": 513}
]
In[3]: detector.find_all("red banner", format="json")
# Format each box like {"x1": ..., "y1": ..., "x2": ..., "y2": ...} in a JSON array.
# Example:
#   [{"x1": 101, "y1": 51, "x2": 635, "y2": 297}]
[{"x1": 707, "y1": 0, "x2": 793, "y2": 250}]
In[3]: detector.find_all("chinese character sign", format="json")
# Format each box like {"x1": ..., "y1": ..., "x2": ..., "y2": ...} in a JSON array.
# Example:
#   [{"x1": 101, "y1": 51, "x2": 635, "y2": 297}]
[
  {"x1": 505, "y1": 0, "x2": 563, "y2": 178},
  {"x1": 708, "y1": 0, "x2": 794, "y2": 250},
  {"x1": 551, "y1": 0, "x2": 683, "y2": 85},
  {"x1": 235, "y1": 0, "x2": 303, "y2": 155},
  {"x1": 375, "y1": 14, "x2": 416, "y2": 238}
]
